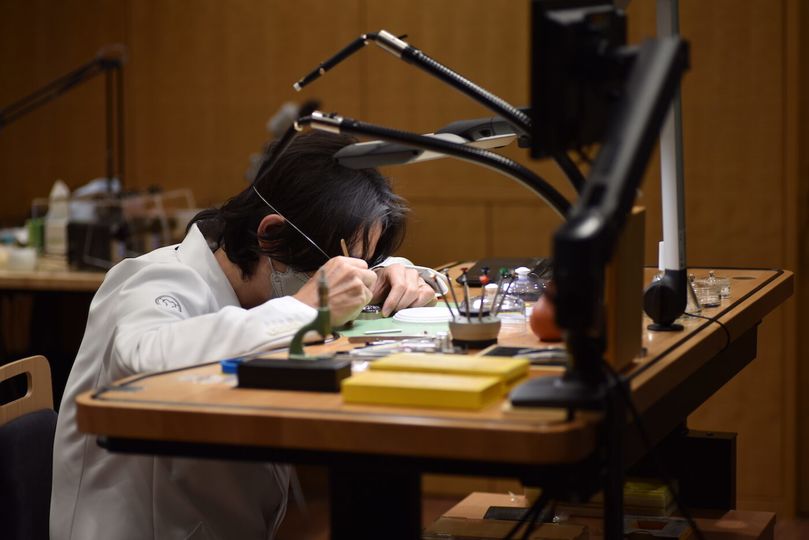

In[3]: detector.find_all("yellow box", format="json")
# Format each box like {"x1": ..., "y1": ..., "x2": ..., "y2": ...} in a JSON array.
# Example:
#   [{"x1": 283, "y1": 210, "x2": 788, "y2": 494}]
[
  {"x1": 342, "y1": 370, "x2": 503, "y2": 410},
  {"x1": 369, "y1": 353, "x2": 529, "y2": 385}
]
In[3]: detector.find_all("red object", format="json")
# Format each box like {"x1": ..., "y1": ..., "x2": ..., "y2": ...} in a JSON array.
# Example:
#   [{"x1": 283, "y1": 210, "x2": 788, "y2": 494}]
[
  {"x1": 529, "y1": 291, "x2": 563, "y2": 342},
  {"x1": 479, "y1": 275, "x2": 490, "y2": 285}
]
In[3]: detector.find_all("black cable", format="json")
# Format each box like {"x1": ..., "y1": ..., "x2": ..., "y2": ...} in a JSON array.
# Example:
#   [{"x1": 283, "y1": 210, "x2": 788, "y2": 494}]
[
  {"x1": 684, "y1": 312, "x2": 731, "y2": 350},
  {"x1": 90, "y1": 335, "x2": 338, "y2": 400},
  {"x1": 520, "y1": 495, "x2": 554, "y2": 540},
  {"x1": 502, "y1": 490, "x2": 552, "y2": 540},
  {"x1": 91, "y1": 359, "x2": 222, "y2": 399},
  {"x1": 601, "y1": 362, "x2": 707, "y2": 540}
]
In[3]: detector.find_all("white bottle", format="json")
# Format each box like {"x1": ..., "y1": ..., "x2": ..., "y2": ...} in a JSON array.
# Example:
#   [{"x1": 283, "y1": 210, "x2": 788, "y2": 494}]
[{"x1": 44, "y1": 179, "x2": 70, "y2": 256}]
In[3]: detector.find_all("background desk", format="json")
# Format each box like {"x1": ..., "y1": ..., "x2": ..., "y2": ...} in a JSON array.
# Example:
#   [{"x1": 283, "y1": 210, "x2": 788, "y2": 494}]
[
  {"x1": 0, "y1": 256, "x2": 105, "y2": 292},
  {"x1": 76, "y1": 268, "x2": 792, "y2": 538},
  {"x1": 0, "y1": 258, "x2": 105, "y2": 406}
]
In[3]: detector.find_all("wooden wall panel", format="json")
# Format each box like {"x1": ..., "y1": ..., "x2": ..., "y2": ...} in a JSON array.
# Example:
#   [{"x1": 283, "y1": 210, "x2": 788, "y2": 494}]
[
  {"x1": 127, "y1": 0, "x2": 364, "y2": 207},
  {"x1": 625, "y1": 0, "x2": 796, "y2": 516},
  {"x1": 795, "y1": 0, "x2": 809, "y2": 517},
  {"x1": 489, "y1": 202, "x2": 559, "y2": 259},
  {"x1": 396, "y1": 201, "x2": 487, "y2": 267},
  {"x1": 679, "y1": 2, "x2": 794, "y2": 515},
  {"x1": 0, "y1": 0, "x2": 126, "y2": 222}
]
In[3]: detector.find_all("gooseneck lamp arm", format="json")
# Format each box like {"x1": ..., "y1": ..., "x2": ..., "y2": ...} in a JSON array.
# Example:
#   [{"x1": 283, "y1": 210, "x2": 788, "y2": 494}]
[
  {"x1": 0, "y1": 45, "x2": 126, "y2": 190},
  {"x1": 294, "y1": 30, "x2": 531, "y2": 136},
  {"x1": 334, "y1": 110, "x2": 586, "y2": 193},
  {"x1": 293, "y1": 30, "x2": 587, "y2": 193},
  {"x1": 301, "y1": 112, "x2": 571, "y2": 219},
  {"x1": 257, "y1": 113, "x2": 570, "y2": 220},
  {"x1": 292, "y1": 32, "x2": 377, "y2": 92}
]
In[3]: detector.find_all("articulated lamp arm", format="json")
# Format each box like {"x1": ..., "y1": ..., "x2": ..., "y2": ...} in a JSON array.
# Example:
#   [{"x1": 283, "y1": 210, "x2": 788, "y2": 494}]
[
  {"x1": 293, "y1": 30, "x2": 586, "y2": 192},
  {"x1": 303, "y1": 112, "x2": 571, "y2": 220},
  {"x1": 255, "y1": 112, "x2": 572, "y2": 220}
]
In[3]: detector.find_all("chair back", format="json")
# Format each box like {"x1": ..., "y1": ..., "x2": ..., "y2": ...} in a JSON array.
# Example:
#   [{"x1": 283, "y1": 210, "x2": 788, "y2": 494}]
[{"x1": 0, "y1": 355, "x2": 57, "y2": 540}]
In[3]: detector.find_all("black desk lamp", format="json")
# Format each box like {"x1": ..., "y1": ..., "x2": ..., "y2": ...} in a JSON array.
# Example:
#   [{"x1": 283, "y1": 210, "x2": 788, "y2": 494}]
[
  {"x1": 642, "y1": 0, "x2": 689, "y2": 330},
  {"x1": 0, "y1": 44, "x2": 126, "y2": 192}
]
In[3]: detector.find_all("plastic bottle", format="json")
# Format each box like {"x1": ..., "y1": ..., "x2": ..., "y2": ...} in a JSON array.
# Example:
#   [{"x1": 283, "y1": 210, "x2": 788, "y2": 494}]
[{"x1": 44, "y1": 180, "x2": 70, "y2": 256}]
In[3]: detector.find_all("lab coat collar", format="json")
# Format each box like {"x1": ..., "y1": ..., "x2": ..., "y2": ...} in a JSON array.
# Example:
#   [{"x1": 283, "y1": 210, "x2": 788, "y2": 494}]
[{"x1": 177, "y1": 224, "x2": 241, "y2": 307}]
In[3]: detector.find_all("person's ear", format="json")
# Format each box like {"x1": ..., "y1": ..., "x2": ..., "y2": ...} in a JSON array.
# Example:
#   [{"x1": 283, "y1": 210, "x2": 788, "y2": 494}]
[{"x1": 257, "y1": 214, "x2": 285, "y2": 249}]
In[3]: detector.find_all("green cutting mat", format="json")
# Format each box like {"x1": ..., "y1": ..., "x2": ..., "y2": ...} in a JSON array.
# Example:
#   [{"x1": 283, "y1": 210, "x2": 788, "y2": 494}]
[{"x1": 338, "y1": 316, "x2": 449, "y2": 338}]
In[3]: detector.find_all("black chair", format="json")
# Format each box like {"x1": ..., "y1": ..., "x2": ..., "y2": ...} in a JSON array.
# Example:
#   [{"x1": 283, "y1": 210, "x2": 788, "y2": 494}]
[{"x1": 0, "y1": 355, "x2": 57, "y2": 540}]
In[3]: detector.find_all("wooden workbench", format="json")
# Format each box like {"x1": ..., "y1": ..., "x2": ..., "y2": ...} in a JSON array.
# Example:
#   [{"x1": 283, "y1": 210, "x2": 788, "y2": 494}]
[{"x1": 75, "y1": 267, "x2": 793, "y2": 539}]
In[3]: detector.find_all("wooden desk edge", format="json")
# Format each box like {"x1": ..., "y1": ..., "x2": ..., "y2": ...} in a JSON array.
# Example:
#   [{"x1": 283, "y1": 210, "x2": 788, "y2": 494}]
[
  {"x1": 0, "y1": 270, "x2": 106, "y2": 292},
  {"x1": 75, "y1": 389, "x2": 599, "y2": 466}
]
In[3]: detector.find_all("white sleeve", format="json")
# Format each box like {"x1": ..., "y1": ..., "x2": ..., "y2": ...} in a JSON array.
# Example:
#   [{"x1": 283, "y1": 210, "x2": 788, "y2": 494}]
[
  {"x1": 372, "y1": 256, "x2": 414, "y2": 268},
  {"x1": 109, "y1": 264, "x2": 317, "y2": 375},
  {"x1": 371, "y1": 256, "x2": 450, "y2": 295}
]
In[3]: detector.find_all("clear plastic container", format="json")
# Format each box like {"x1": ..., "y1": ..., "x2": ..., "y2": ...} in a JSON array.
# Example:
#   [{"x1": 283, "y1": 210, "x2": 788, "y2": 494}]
[
  {"x1": 693, "y1": 278, "x2": 720, "y2": 308},
  {"x1": 470, "y1": 283, "x2": 526, "y2": 324},
  {"x1": 708, "y1": 270, "x2": 731, "y2": 298},
  {"x1": 506, "y1": 266, "x2": 544, "y2": 303},
  {"x1": 492, "y1": 295, "x2": 526, "y2": 325}
]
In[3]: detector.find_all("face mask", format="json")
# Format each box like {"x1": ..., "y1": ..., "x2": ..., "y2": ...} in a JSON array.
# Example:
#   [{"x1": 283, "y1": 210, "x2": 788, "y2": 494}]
[{"x1": 269, "y1": 258, "x2": 311, "y2": 298}]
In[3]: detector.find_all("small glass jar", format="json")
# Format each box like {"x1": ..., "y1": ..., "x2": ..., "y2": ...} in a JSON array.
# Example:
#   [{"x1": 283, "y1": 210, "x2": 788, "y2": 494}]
[
  {"x1": 708, "y1": 270, "x2": 731, "y2": 298},
  {"x1": 493, "y1": 295, "x2": 526, "y2": 325},
  {"x1": 507, "y1": 266, "x2": 544, "y2": 303},
  {"x1": 693, "y1": 277, "x2": 721, "y2": 308},
  {"x1": 473, "y1": 283, "x2": 525, "y2": 324}
]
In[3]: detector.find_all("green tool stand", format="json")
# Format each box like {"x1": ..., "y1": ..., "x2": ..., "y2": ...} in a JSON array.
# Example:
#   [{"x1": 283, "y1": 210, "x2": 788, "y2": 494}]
[{"x1": 288, "y1": 271, "x2": 336, "y2": 361}]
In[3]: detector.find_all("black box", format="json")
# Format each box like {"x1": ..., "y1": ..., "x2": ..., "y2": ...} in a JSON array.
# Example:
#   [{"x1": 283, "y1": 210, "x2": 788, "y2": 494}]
[{"x1": 237, "y1": 357, "x2": 352, "y2": 393}]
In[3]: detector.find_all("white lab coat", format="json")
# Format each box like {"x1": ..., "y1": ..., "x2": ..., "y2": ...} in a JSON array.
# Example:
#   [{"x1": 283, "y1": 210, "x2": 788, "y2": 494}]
[{"x1": 51, "y1": 225, "x2": 320, "y2": 540}]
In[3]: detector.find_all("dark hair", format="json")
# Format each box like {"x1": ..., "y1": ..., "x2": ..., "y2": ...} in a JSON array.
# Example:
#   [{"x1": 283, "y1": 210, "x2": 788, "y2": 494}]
[{"x1": 190, "y1": 131, "x2": 408, "y2": 278}]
